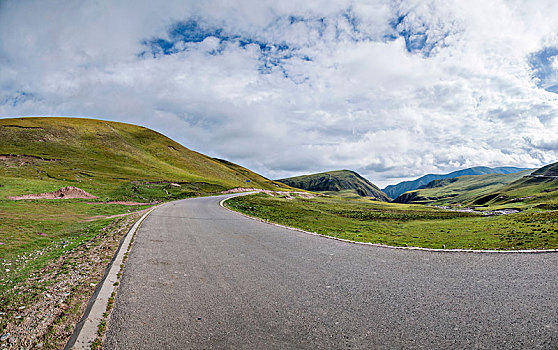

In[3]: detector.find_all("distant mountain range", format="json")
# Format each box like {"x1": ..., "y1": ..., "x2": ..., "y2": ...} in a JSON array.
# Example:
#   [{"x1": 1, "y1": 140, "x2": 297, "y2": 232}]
[
  {"x1": 277, "y1": 170, "x2": 390, "y2": 202},
  {"x1": 382, "y1": 166, "x2": 531, "y2": 199}
]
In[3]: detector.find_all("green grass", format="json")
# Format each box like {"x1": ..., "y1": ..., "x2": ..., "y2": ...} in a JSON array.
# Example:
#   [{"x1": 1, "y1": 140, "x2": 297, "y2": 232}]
[{"x1": 226, "y1": 193, "x2": 558, "y2": 250}]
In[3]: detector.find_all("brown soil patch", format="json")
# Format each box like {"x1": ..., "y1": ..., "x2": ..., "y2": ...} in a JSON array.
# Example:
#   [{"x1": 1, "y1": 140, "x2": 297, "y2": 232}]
[{"x1": 8, "y1": 186, "x2": 98, "y2": 200}]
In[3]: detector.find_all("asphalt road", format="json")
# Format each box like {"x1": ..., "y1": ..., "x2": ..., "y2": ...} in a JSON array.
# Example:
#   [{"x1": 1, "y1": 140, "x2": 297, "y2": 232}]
[{"x1": 105, "y1": 194, "x2": 557, "y2": 349}]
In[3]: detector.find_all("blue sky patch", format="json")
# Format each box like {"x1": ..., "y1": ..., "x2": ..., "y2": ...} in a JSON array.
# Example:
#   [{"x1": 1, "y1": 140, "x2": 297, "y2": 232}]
[
  {"x1": 140, "y1": 18, "x2": 311, "y2": 77},
  {"x1": 529, "y1": 47, "x2": 558, "y2": 93},
  {"x1": 1, "y1": 91, "x2": 34, "y2": 107},
  {"x1": 389, "y1": 13, "x2": 452, "y2": 57}
]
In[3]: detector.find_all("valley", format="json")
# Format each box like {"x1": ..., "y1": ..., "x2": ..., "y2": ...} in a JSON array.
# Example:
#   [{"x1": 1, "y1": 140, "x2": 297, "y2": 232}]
[{"x1": 0, "y1": 117, "x2": 557, "y2": 349}]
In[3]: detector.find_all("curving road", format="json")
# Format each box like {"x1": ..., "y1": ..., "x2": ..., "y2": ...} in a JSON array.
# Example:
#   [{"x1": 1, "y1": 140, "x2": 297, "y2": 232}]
[{"x1": 105, "y1": 194, "x2": 557, "y2": 349}]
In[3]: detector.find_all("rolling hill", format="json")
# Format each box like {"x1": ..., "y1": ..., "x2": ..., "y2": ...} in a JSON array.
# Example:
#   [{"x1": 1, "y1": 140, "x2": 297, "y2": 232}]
[
  {"x1": 531, "y1": 162, "x2": 558, "y2": 177},
  {"x1": 277, "y1": 170, "x2": 390, "y2": 201},
  {"x1": 0, "y1": 117, "x2": 289, "y2": 200},
  {"x1": 393, "y1": 170, "x2": 531, "y2": 204},
  {"x1": 382, "y1": 166, "x2": 530, "y2": 199},
  {"x1": 467, "y1": 162, "x2": 558, "y2": 208}
]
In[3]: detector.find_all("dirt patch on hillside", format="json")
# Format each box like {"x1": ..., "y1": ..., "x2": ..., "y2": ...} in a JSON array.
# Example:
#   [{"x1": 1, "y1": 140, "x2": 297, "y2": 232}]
[
  {"x1": 221, "y1": 187, "x2": 318, "y2": 199},
  {"x1": 8, "y1": 186, "x2": 98, "y2": 200}
]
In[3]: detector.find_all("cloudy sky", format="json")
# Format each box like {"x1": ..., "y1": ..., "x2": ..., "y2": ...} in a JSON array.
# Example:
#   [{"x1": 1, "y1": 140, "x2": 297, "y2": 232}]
[{"x1": 1, "y1": 0, "x2": 558, "y2": 187}]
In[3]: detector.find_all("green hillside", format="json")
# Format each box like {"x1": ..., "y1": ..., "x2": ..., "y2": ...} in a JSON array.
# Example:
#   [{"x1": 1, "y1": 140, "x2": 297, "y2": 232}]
[
  {"x1": 277, "y1": 170, "x2": 389, "y2": 201},
  {"x1": 470, "y1": 171, "x2": 558, "y2": 208},
  {"x1": 393, "y1": 161, "x2": 558, "y2": 211},
  {"x1": 394, "y1": 170, "x2": 531, "y2": 204},
  {"x1": 531, "y1": 162, "x2": 558, "y2": 177},
  {"x1": 0, "y1": 117, "x2": 288, "y2": 200},
  {"x1": 383, "y1": 166, "x2": 530, "y2": 199}
]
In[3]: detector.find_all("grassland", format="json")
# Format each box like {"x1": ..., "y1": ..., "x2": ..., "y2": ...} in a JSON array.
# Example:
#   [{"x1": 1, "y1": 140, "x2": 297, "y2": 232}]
[{"x1": 226, "y1": 193, "x2": 558, "y2": 250}]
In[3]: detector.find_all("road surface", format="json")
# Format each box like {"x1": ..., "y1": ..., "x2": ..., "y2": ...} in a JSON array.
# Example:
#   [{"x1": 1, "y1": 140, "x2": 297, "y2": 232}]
[{"x1": 105, "y1": 194, "x2": 557, "y2": 349}]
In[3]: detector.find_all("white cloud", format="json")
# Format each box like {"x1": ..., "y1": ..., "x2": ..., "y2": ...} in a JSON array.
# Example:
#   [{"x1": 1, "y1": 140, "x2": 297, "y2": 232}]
[{"x1": 1, "y1": 0, "x2": 558, "y2": 187}]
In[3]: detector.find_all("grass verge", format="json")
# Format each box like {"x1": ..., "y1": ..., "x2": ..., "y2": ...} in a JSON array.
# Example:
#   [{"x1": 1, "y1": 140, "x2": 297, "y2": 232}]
[{"x1": 0, "y1": 212, "x2": 143, "y2": 349}]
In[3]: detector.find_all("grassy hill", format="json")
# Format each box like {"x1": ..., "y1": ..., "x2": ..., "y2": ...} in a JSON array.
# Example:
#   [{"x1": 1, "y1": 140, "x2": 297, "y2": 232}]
[
  {"x1": 469, "y1": 165, "x2": 558, "y2": 208},
  {"x1": 0, "y1": 117, "x2": 288, "y2": 201},
  {"x1": 531, "y1": 162, "x2": 558, "y2": 177},
  {"x1": 383, "y1": 166, "x2": 530, "y2": 199},
  {"x1": 393, "y1": 170, "x2": 531, "y2": 204},
  {"x1": 277, "y1": 170, "x2": 389, "y2": 201},
  {"x1": 393, "y1": 161, "x2": 558, "y2": 211}
]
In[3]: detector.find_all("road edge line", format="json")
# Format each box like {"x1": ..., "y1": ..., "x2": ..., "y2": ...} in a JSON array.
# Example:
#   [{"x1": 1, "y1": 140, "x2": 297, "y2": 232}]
[
  {"x1": 65, "y1": 206, "x2": 157, "y2": 349},
  {"x1": 220, "y1": 195, "x2": 558, "y2": 254}
]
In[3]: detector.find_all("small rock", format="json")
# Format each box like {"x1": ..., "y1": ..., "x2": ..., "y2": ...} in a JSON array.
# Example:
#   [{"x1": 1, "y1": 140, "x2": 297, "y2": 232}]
[
  {"x1": 0, "y1": 333, "x2": 9, "y2": 342},
  {"x1": 18, "y1": 306, "x2": 25, "y2": 310}
]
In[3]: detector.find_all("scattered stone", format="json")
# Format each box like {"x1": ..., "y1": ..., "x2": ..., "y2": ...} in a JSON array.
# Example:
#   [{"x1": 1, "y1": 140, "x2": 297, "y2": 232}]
[
  {"x1": 36, "y1": 232, "x2": 48, "y2": 237},
  {"x1": 0, "y1": 334, "x2": 9, "y2": 342}
]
